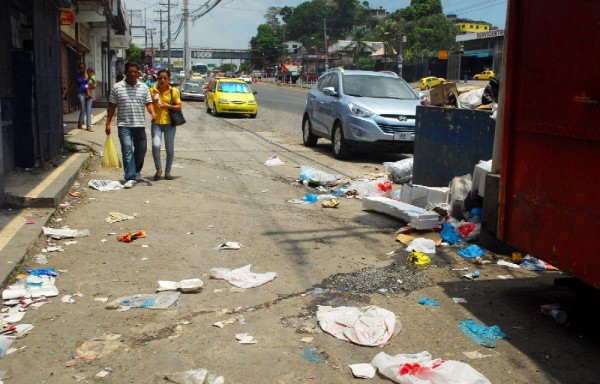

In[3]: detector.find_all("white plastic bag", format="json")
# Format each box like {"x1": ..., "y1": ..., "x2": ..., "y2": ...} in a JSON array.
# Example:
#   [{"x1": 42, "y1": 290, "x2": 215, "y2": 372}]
[
  {"x1": 346, "y1": 178, "x2": 393, "y2": 199},
  {"x1": 458, "y1": 88, "x2": 485, "y2": 109},
  {"x1": 264, "y1": 155, "x2": 285, "y2": 166},
  {"x1": 384, "y1": 158, "x2": 413, "y2": 184},
  {"x1": 210, "y1": 264, "x2": 277, "y2": 288},
  {"x1": 299, "y1": 165, "x2": 341, "y2": 186},
  {"x1": 406, "y1": 238, "x2": 436, "y2": 254},
  {"x1": 105, "y1": 291, "x2": 180, "y2": 309},
  {"x1": 371, "y1": 351, "x2": 491, "y2": 384}
]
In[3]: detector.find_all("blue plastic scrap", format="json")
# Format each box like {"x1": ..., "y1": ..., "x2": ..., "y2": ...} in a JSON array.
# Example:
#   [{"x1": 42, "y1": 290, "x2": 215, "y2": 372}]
[
  {"x1": 458, "y1": 319, "x2": 506, "y2": 348},
  {"x1": 458, "y1": 244, "x2": 486, "y2": 258},
  {"x1": 26, "y1": 268, "x2": 59, "y2": 277},
  {"x1": 418, "y1": 297, "x2": 441, "y2": 306},
  {"x1": 441, "y1": 223, "x2": 460, "y2": 244},
  {"x1": 470, "y1": 207, "x2": 483, "y2": 217},
  {"x1": 302, "y1": 344, "x2": 325, "y2": 364}
]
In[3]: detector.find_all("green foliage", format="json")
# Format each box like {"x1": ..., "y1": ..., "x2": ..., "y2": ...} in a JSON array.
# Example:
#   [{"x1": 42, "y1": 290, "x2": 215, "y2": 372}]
[
  {"x1": 239, "y1": 60, "x2": 253, "y2": 73},
  {"x1": 219, "y1": 63, "x2": 236, "y2": 72},
  {"x1": 252, "y1": 23, "x2": 284, "y2": 64},
  {"x1": 126, "y1": 43, "x2": 142, "y2": 63},
  {"x1": 403, "y1": 14, "x2": 460, "y2": 62},
  {"x1": 399, "y1": 0, "x2": 443, "y2": 21},
  {"x1": 356, "y1": 57, "x2": 375, "y2": 70}
]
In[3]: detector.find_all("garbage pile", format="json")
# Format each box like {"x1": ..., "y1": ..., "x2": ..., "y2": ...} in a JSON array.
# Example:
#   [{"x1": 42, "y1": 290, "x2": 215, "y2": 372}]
[{"x1": 427, "y1": 78, "x2": 500, "y2": 114}]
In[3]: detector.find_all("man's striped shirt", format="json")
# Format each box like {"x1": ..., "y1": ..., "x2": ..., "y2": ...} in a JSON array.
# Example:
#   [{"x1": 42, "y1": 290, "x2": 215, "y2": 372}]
[{"x1": 109, "y1": 80, "x2": 152, "y2": 127}]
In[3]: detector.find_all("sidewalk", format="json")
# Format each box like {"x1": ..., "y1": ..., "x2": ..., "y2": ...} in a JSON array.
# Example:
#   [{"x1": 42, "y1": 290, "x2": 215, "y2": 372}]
[{"x1": 0, "y1": 107, "x2": 107, "y2": 285}]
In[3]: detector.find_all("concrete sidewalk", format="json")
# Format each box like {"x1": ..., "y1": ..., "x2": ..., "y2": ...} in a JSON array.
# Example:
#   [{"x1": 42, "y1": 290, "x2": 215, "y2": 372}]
[{"x1": 0, "y1": 107, "x2": 108, "y2": 285}]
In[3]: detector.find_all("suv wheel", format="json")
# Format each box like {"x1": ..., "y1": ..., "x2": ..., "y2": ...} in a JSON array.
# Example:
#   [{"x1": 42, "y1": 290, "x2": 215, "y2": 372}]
[
  {"x1": 332, "y1": 123, "x2": 350, "y2": 159},
  {"x1": 302, "y1": 115, "x2": 318, "y2": 147}
]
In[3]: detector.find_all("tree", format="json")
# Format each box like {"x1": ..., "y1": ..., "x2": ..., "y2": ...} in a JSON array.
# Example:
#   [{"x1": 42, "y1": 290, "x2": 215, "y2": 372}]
[
  {"x1": 219, "y1": 63, "x2": 236, "y2": 73},
  {"x1": 126, "y1": 43, "x2": 142, "y2": 63},
  {"x1": 239, "y1": 60, "x2": 253, "y2": 73},
  {"x1": 356, "y1": 57, "x2": 375, "y2": 70},
  {"x1": 347, "y1": 27, "x2": 371, "y2": 61},
  {"x1": 264, "y1": 6, "x2": 281, "y2": 27},
  {"x1": 399, "y1": 0, "x2": 443, "y2": 22},
  {"x1": 252, "y1": 24, "x2": 284, "y2": 64}
]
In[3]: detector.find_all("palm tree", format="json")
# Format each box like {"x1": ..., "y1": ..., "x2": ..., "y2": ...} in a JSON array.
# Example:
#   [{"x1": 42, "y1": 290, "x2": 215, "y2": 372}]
[{"x1": 348, "y1": 27, "x2": 371, "y2": 62}]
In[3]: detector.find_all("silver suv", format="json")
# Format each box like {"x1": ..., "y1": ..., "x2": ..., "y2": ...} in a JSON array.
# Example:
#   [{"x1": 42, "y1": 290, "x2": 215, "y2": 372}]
[{"x1": 302, "y1": 69, "x2": 420, "y2": 159}]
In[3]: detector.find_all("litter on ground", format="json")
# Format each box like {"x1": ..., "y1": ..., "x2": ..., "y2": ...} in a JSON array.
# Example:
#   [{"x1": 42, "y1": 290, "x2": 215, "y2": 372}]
[
  {"x1": 210, "y1": 265, "x2": 277, "y2": 289},
  {"x1": 105, "y1": 291, "x2": 180, "y2": 310}
]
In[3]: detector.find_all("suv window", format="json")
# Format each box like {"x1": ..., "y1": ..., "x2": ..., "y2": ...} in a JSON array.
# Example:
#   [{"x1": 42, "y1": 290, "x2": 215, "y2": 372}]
[
  {"x1": 317, "y1": 74, "x2": 331, "y2": 92},
  {"x1": 342, "y1": 75, "x2": 417, "y2": 100},
  {"x1": 325, "y1": 73, "x2": 339, "y2": 93}
]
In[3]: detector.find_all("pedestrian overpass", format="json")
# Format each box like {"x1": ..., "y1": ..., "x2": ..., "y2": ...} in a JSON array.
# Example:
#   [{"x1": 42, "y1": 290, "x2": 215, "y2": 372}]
[{"x1": 154, "y1": 48, "x2": 252, "y2": 60}]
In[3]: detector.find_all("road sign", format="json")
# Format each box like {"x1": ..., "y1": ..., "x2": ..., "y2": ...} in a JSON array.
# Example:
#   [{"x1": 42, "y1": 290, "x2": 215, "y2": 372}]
[{"x1": 438, "y1": 50, "x2": 448, "y2": 60}]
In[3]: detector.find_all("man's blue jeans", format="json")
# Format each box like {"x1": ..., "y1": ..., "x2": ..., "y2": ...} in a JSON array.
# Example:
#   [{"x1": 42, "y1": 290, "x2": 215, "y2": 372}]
[{"x1": 117, "y1": 126, "x2": 147, "y2": 181}]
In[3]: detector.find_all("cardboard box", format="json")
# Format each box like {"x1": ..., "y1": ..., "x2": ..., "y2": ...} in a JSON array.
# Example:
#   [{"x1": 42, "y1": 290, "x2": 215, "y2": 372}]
[{"x1": 429, "y1": 82, "x2": 459, "y2": 106}]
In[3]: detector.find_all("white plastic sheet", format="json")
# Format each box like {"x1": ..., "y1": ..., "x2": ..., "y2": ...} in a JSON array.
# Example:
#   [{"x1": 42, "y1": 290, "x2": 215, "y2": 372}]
[
  {"x1": 105, "y1": 291, "x2": 180, "y2": 309},
  {"x1": 371, "y1": 351, "x2": 491, "y2": 384},
  {"x1": 88, "y1": 179, "x2": 124, "y2": 191},
  {"x1": 316, "y1": 305, "x2": 400, "y2": 347},
  {"x1": 264, "y1": 155, "x2": 285, "y2": 166},
  {"x1": 406, "y1": 238, "x2": 437, "y2": 254},
  {"x1": 210, "y1": 264, "x2": 277, "y2": 288},
  {"x1": 348, "y1": 363, "x2": 377, "y2": 379}
]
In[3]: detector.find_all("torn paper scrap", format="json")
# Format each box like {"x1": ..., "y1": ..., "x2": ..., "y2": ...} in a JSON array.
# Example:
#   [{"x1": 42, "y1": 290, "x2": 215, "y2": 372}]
[
  {"x1": 105, "y1": 212, "x2": 135, "y2": 223},
  {"x1": 371, "y1": 351, "x2": 491, "y2": 384},
  {"x1": 348, "y1": 363, "x2": 376, "y2": 379},
  {"x1": 235, "y1": 333, "x2": 257, "y2": 344},
  {"x1": 210, "y1": 264, "x2": 277, "y2": 289},
  {"x1": 88, "y1": 179, "x2": 124, "y2": 191},
  {"x1": 164, "y1": 369, "x2": 225, "y2": 384},
  {"x1": 316, "y1": 305, "x2": 400, "y2": 347},
  {"x1": 215, "y1": 241, "x2": 243, "y2": 250},
  {"x1": 156, "y1": 279, "x2": 203, "y2": 293},
  {"x1": 42, "y1": 227, "x2": 89, "y2": 239},
  {"x1": 105, "y1": 291, "x2": 180, "y2": 310}
]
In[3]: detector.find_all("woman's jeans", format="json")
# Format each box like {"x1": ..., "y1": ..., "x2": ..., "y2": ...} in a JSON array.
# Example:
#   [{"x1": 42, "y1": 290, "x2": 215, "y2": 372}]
[
  {"x1": 151, "y1": 123, "x2": 176, "y2": 173},
  {"x1": 118, "y1": 126, "x2": 147, "y2": 181},
  {"x1": 77, "y1": 93, "x2": 93, "y2": 127}
]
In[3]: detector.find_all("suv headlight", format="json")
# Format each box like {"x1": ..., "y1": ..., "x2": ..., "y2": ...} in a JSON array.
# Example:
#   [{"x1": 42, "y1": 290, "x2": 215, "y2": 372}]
[{"x1": 347, "y1": 103, "x2": 374, "y2": 118}]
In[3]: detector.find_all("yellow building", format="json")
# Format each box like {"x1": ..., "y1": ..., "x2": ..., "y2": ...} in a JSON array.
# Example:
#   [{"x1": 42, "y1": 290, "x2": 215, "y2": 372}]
[{"x1": 447, "y1": 15, "x2": 492, "y2": 33}]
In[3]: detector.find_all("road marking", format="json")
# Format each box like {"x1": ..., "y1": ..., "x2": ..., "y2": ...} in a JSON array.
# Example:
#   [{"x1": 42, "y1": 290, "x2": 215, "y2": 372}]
[
  {"x1": 0, "y1": 211, "x2": 30, "y2": 254},
  {"x1": 25, "y1": 154, "x2": 82, "y2": 199}
]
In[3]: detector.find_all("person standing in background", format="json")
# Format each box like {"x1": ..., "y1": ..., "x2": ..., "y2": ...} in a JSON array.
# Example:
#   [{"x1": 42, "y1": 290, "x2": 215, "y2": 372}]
[
  {"x1": 105, "y1": 62, "x2": 156, "y2": 189},
  {"x1": 84, "y1": 68, "x2": 97, "y2": 131},
  {"x1": 63, "y1": 63, "x2": 93, "y2": 131}
]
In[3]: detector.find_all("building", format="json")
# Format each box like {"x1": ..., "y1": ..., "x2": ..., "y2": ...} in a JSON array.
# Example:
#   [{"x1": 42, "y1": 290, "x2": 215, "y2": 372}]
[
  {"x1": 447, "y1": 14, "x2": 491, "y2": 34},
  {"x1": 365, "y1": 7, "x2": 388, "y2": 20}
]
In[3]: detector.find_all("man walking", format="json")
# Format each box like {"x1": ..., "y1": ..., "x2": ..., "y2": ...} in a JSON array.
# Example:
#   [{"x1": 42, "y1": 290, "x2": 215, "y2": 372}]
[{"x1": 105, "y1": 62, "x2": 156, "y2": 189}]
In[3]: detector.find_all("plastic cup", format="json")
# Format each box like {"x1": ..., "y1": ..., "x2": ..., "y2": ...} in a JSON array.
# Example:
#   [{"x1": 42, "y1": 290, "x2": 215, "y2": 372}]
[{"x1": 550, "y1": 309, "x2": 567, "y2": 324}]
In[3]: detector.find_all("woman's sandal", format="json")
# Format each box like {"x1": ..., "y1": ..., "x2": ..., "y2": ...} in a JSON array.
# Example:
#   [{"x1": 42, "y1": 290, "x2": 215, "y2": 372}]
[
  {"x1": 154, "y1": 170, "x2": 162, "y2": 181},
  {"x1": 165, "y1": 173, "x2": 173, "y2": 180},
  {"x1": 86, "y1": 127, "x2": 93, "y2": 132}
]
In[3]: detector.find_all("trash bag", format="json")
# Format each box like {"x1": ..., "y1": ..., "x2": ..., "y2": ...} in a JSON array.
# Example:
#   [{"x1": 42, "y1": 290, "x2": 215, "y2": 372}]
[
  {"x1": 457, "y1": 88, "x2": 484, "y2": 109},
  {"x1": 102, "y1": 136, "x2": 121, "y2": 169},
  {"x1": 458, "y1": 244, "x2": 486, "y2": 258},
  {"x1": 383, "y1": 158, "x2": 413, "y2": 184},
  {"x1": 482, "y1": 77, "x2": 499, "y2": 104},
  {"x1": 406, "y1": 238, "x2": 436, "y2": 254},
  {"x1": 299, "y1": 165, "x2": 341, "y2": 187},
  {"x1": 441, "y1": 223, "x2": 460, "y2": 244}
]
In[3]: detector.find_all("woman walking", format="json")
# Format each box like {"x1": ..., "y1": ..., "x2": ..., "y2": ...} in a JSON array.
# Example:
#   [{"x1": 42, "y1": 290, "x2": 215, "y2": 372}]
[
  {"x1": 149, "y1": 69, "x2": 182, "y2": 180},
  {"x1": 63, "y1": 63, "x2": 93, "y2": 131}
]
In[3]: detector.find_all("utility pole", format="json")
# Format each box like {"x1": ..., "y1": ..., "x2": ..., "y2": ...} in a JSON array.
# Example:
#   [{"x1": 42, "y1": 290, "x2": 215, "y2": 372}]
[
  {"x1": 147, "y1": 28, "x2": 156, "y2": 66},
  {"x1": 183, "y1": 0, "x2": 189, "y2": 75},
  {"x1": 154, "y1": 9, "x2": 167, "y2": 67},
  {"x1": 323, "y1": 19, "x2": 329, "y2": 70},
  {"x1": 167, "y1": 0, "x2": 171, "y2": 70}
]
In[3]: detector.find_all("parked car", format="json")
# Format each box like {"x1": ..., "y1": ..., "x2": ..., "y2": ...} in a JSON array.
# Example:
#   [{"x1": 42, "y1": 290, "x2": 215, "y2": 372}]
[
  {"x1": 418, "y1": 76, "x2": 445, "y2": 90},
  {"x1": 472, "y1": 70, "x2": 495, "y2": 80},
  {"x1": 206, "y1": 78, "x2": 257, "y2": 118},
  {"x1": 300, "y1": 71, "x2": 320, "y2": 83},
  {"x1": 251, "y1": 70, "x2": 262, "y2": 79},
  {"x1": 238, "y1": 74, "x2": 252, "y2": 84},
  {"x1": 302, "y1": 69, "x2": 420, "y2": 159},
  {"x1": 224, "y1": 71, "x2": 236, "y2": 78},
  {"x1": 180, "y1": 81, "x2": 205, "y2": 101}
]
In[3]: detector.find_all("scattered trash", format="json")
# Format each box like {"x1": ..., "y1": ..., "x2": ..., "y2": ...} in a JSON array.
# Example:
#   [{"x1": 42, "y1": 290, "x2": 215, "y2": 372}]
[
  {"x1": 42, "y1": 227, "x2": 89, "y2": 239},
  {"x1": 299, "y1": 165, "x2": 341, "y2": 187},
  {"x1": 0, "y1": 337, "x2": 15, "y2": 359},
  {"x1": 406, "y1": 238, "x2": 436, "y2": 254},
  {"x1": 156, "y1": 279, "x2": 203, "y2": 293},
  {"x1": 62, "y1": 295, "x2": 75, "y2": 304},
  {"x1": 540, "y1": 304, "x2": 567, "y2": 324},
  {"x1": 463, "y1": 271, "x2": 480, "y2": 280},
  {"x1": 453, "y1": 297, "x2": 468, "y2": 304},
  {"x1": 215, "y1": 241, "x2": 243, "y2": 250},
  {"x1": 371, "y1": 351, "x2": 491, "y2": 384},
  {"x1": 88, "y1": 179, "x2": 124, "y2": 191},
  {"x1": 362, "y1": 197, "x2": 440, "y2": 230},
  {"x1": 520, "y1": 255, "x2": 546, "y2": 271},
  {"x1": 105, "y1": 212, "x2": 135, "y2": 223},
  {"x1": 94, "y1": 297, "x2": 109, "y2": 302},
  {"x1": 316, "y1": 305, "x2": 400, "y2": 347},
  {"x1": 302, "y1": 344, "x2": 325, "y2": 364},
  {"x1": 418, "y1": 297, "x2": 440, "y2": 306},
  {"x1": 348, "y1": 363, "x2": 376, "y2": 379},
  {"x1": 235, "y1": 333, "x2": 257, "y2": 344},
  {"x1": 397, "y1": 231, "x2": 442, "y2": 246},
  {"x1": 497, "y1": 275, "x2": 514, "y2": 280},
  {"x1": 105, "y1": 292, "x2": 180, "y2": 310},
  {"x1": 301, "y1": 287, "x2": 330, "y2": 296},
  {"x1": 407, "y1": 250, "x2": 431, "y2": 266},
  {"x1": 164, "y1": 368, "x2": 225, "y2": 384},
  {"x1": 458, "y1": 319, "x2": 506, "y2": 348},
  {"x1": 95, "y1": 369, "x2": 111, "y2": 378},
  {"x1": 43, "y1": 246, "x2": 64, "y2": 252},
  {"x1": 76, "y1": 334, "x2": 122, "y2": 359},
  {"x1": 210, "y1": 265, "x2": 277, "y2": 289},
  {"x1": 69, "y1": 192, "x2": 81, "y2": 198},
  {"x1": 464, "y1": 350, "x2": 493, "y2": 360},
  {"x1": 117, "y1": 230, "x2": 146, "y2": 243},
  {"x1": 34, "y1": 254, "x2": 48, "y2": 264},
  {"x1": 459, "y1": 245, "x2": 486, "y2": 258},
  {"x1": 320, "y1": 196, "x2": 340, "y2": 208},
  {"x1": 2, "y1": 275, "x2": 58, "y2": 300},
  {"x1": 25, "y1": 219, "x2": 37, "y2": 225},
  {"x1": 264, "y1": 155, "x2": 285, "y2": 166},
  {"x1": 497, "y1": 259, "x2": 521, "y2": 269},
  {"x1": 300, "y1": 337, "x2": 314, "y2": 343},
  {"x1": 400, "y1": 184, "x2": 449, "y2": 208},
  {"x1": 383, "y1": 158, "x2": 413, "y2": 184},
  {"x1": 303, "y1": 194, "x2": 318, "y2": 203},
  {"x1": 63, "y1": 240, "x2": 78, "y2": 246}
]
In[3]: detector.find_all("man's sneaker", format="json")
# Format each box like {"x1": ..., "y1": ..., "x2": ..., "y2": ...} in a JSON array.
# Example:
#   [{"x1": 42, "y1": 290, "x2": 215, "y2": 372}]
[
  {"x1": 124, "y1": 180, "x2": 137, "y2": 189},
  {"x1": 136, "y1": 172, "x2": 142, "y2": 181}
]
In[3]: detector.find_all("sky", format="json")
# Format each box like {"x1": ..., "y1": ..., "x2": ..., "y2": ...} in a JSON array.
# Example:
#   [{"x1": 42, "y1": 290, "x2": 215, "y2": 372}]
[{"x1": 126, "y1": 0, "x2": 506, "y2": 59}]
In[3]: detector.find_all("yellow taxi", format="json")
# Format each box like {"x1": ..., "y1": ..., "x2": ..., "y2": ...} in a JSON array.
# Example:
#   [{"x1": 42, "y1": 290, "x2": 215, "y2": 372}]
[
  {"x1": 473, "y1": 70, "x2": 495, "y2": 80},
  {"x1": 206, "y1": 78, "x2": 257, "y2": 118},
  {"x1": 418, "y1": 76, "x2": 446, "y2": 90}
]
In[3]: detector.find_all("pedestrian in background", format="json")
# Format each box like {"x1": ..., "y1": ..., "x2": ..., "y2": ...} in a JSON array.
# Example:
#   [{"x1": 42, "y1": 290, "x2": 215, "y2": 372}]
[
  {"x1": 85, "y1": 68, "x2": 97, "y2": 131},
  {"x1": 63, "y1": 63, "x2": 93, "y2": 131},
  {"x1": 105, "y1": 62, "x2": 156, "y2": 189},
  {"x1": 149, "y1": 69, "x2": 182, "y2": 181}
]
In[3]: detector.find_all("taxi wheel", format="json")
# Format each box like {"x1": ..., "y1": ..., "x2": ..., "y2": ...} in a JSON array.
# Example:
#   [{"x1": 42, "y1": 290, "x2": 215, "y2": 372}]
[
  {"x1": 211, "y1": 102, "x2": 220, "y2": 117},
  {"x1": 206, "y1": 102, "x2": 211, "y2": 113},
  {"x1": 249, "y1": 112, "x2": 257, "y2": 119}
]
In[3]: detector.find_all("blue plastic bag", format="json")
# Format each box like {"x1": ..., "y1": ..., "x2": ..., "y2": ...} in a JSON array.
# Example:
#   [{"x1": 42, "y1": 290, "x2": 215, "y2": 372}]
[
  {"x1": 458, "y1": 244, "x2": 486, "y2": 258},
  {"x1": 441, "y1": 223, "x2": 460, "y2": 244},
  {"x1": 418, "y1": 297, "x2": 440, "y2": 306},
  {"x1": 458, "y1": 319, "x2": 506, "y2": 348},
  {"x1": 26, "y1": 268, "x2": 59, "y2": 277},
  {"x1": 471, "y1": 207, "x2": 483, "y2": 217},
  {"x1": 303, "y1": 194, "x2": 318, "y2": 203}
]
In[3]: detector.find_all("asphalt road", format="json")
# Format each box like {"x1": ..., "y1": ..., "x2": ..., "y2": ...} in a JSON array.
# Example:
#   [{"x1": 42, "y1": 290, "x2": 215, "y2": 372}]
[{"x1": 1, "y1": 87, "x2": 598, "y2": 383}]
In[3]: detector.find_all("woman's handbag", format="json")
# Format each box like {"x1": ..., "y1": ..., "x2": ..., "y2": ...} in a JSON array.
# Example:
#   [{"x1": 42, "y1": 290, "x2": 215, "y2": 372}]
[{"x1": 169, "y1": 89, "x2": 186, "y2": 126}]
